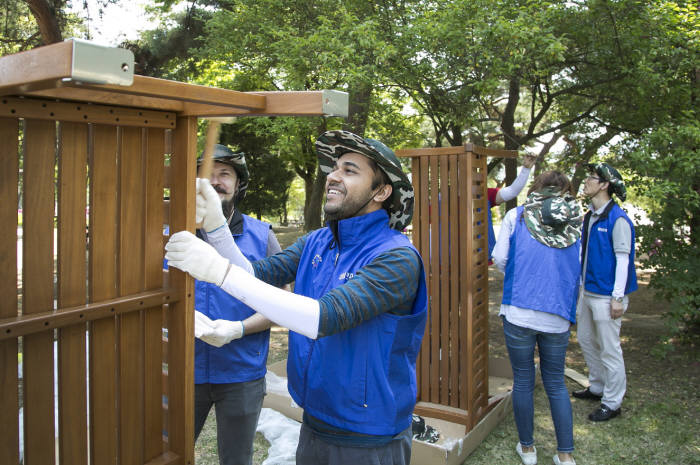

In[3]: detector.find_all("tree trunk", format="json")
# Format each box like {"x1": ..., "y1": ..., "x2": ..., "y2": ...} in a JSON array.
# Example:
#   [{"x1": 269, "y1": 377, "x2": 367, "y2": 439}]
[
  {"x1": 305, "y1": 165, "x2": 325, "y2": 231},
  {"x1": 501, "y1": 77, "x2": 521, "y2": 211},
  {"x1": 25, "y1": 0, "x2": 63, "y2": 45},
  {"x1": 343, "y1": 82, "x2": 372, "y2": 136}
]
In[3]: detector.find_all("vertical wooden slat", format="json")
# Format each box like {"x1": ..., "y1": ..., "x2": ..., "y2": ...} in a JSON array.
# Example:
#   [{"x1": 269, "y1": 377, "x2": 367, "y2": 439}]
[
  {"x1": 89, "y1": 124, "x2": 119, "y2": 465},
  {"x1": 428, "y1": 156, "x2": 440, "y2": 403},
  {"x1": 475, "y1": 153, "x2": 489, "y2": 423},
  {"x1": 167, "y1": 116, "x2": 197, "y2": 465},
  {"x1": 417, "y1": 156, "x2": 430, "y2": 401},
  {"x1": 438, "y1": 155, "x2": 449, "y2": 404},
  {"x1": 22, "y1": 119, "x2": 56, "y2": 465},
  {"x1": 448, "y1": 154, "x2": 460, "y2": 407},
  {"x1": 0, "y1": 117, "x2": 20, "y2": 465},
  {"x1": 410, "y1": 157, "x2": 421, "y2": 393},
  {"x1": 465, "y1": 151, "x2": 476, "y2": 427},
  {"x1": 119, "y1": 127, "x2": 146, "y2": 464},
  {"x1": 57, "y1": 122, "x2": 88, "y2": 465},
  {"x1": 144, "y1": 128, "x2": 166, "y2": 460},
  {"x1": 457, "y1": 151, "x2": 470, "y2": 412}
]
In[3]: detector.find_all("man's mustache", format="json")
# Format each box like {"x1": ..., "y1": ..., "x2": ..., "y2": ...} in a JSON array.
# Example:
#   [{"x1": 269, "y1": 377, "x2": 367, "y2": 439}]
[{"x1": 213, "y1": 185, "x2": 228, "y2": 194}]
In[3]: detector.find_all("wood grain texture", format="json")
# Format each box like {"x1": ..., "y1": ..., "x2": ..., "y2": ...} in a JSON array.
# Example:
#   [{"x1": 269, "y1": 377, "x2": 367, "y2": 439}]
[{"x1": 22, "y1": 119, "x2": 56, "y2": 465}]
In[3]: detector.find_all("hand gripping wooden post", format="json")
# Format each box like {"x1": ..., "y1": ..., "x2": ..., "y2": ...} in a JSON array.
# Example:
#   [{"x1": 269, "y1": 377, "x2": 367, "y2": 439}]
[{"x1": 194, "y1": 119, "x2": 222, "y2": 229}]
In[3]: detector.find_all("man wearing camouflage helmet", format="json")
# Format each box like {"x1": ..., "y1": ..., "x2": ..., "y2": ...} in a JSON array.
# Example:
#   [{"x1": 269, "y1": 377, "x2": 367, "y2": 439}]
[
  {"x1": 190, "y1": 144, "x2": 285, "y2": 465},
  {"x1": 165, "y1": 130, "x2": 427, "y2": 464},
  {"x1": 572, "y1": 163, "x2": 638, "y2": 422}
]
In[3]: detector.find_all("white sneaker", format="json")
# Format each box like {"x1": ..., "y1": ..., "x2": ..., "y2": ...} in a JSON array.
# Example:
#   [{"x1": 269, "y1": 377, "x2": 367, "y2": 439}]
[
  {"x1": 516, "y1": 442, "x2": 537, "y2": 465},
  {"x1": 553, "y1": 454, "x2": 576, "y2": 465}
]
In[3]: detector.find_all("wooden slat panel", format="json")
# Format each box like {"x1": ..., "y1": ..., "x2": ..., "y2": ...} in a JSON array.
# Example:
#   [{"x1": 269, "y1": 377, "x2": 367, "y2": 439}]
[
  {"x1": 119, "y1": 127, "x2": 146, "y2": 464},
  {"x1": 0, "y1": 117, "x2": 19, "y2": 465},
  {"x1": 144, "y1": 128, "x2": 165, "y2": 460},
  {"x1": 166, "y1": 116, "x2": 197, "y2": 463},
  {"x1": 22, "y1": 119, "x2": 56, "y2": 465},
  {"x1": 447, "y1": 154, "x2": 460, "y2": 407},
  {"x1": 89, "y1": 124, "x2": 119, "y2": 465},
  {"x1": 438, "y1": 155, "x2": 449, "y2": 405},
  {"x1": 57, "y1": 122, "x2": 88, "y2": 465}
]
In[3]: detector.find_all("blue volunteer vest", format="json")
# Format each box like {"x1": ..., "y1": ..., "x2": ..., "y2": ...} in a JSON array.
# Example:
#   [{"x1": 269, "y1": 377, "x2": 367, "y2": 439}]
[
  {"x1": 287, "y1": 209, "x2": 428, "y2": 436},
  {"x1": 194, "y1": 215, "x2": 272, "y2": 384},
  {"x1": 582, "y1": 202, "x2": 638, "y2": 295},
  {"x1": 502, "y1": 207, "x2": 581, "y2": 323}
]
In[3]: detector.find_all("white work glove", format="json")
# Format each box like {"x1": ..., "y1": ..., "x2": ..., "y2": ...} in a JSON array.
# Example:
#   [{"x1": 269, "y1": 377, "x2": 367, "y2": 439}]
[
  {"x1": 165, "y1": 230, "x2": 230, "y2": 285},
  {"x1": 196, "y1": 178, "x2": 227, "y2": 233},
  {"x1": 194, "y1": 310, "x2": 244, "y2": 347}
]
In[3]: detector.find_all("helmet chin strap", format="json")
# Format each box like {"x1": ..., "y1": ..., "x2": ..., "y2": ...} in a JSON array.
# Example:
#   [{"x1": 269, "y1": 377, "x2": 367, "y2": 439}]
[{"x1": 348, "y1": 184, "x2": 385, "y2": 219}]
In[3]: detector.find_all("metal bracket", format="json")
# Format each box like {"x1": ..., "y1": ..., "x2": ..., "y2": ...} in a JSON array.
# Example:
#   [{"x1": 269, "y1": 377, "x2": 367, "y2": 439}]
[
  {"x1": 322, "y1": 90, "x2": 349, "y2": 118},
  {"x1": 69, "y1": 38, "x2": 134, "y2": 86}
]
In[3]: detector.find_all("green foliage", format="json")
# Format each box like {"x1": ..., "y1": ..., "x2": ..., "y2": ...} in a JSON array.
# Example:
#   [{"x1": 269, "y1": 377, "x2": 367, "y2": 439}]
[
  {"x1": 621, "y1": 114, "x2": 700, "y2": 347},
  {"x1": 219, "y1": 118, "x2": 295, "y2": 222}
]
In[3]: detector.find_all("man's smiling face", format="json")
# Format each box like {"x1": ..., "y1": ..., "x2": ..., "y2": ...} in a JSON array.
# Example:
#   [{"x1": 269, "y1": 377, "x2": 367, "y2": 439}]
[{"x1": 323, "y1": 152, "x2": 384, "y2": 222}]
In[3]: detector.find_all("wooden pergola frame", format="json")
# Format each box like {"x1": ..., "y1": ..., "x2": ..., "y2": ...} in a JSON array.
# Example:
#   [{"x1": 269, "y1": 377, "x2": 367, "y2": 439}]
[{"x1": 0, "y1": 40, "x2": 347, "y2": 465}]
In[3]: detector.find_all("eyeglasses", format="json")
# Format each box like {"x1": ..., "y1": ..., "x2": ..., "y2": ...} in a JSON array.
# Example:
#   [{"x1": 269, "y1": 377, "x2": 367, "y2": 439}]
[{"x1": 586, "y1": 175, "x2": 605, "y2": 183}]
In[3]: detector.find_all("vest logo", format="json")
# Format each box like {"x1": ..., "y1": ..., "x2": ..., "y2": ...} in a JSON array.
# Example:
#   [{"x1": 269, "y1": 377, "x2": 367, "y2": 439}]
[
  {"x1": 312, "y1": 254, "x2": 322, "y2": 268},
  {"x1": 338, "y1": 272, "x2": 355, "y2": 281},
  {"x1": 597, "y1": 227, "x2": 608, "y2": 232}
]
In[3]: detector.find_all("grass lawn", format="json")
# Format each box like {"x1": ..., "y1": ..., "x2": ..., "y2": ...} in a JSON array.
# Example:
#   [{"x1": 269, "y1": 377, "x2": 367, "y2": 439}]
[{"x1": 195, "y1": 226, "x2": 700, "y2": 465}]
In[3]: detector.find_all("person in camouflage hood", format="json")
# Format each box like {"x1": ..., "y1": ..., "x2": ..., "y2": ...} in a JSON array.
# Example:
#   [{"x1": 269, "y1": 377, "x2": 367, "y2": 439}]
[
  {"x1": 492, "y1": 171, "x2": 581, "y2": 465},
  {"x1": 316, "y1": 130, "x2": 414, "y2": 230},
  {"x1": 522, "y1": 187, "x2": 582, "y2": 248}
]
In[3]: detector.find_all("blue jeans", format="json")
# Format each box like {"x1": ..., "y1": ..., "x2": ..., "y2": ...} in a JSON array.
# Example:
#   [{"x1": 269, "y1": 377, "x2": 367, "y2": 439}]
[{"x1": 502, "y1": 317, "x2": 574, "y2": 453}]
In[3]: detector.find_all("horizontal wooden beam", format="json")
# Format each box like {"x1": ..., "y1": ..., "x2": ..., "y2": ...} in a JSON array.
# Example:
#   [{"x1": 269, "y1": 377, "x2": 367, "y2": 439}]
[
  {"x1": 21, "y1": 86, "x2": 185, "y2": 112},
  {"x1": 0, "y1": 96, "x2": 176, "y2": 128},
  {"x1": 398, "y1": 144, "x2": 519, "y2": 159},
  {"x1": 396, "y1": 146, "x2": 468, "y2": 158},
  {"x1": 414, "y1": 401, "x2": 471, "y2": 426},
  {"x1": 465, "y1": 143, "x2": 518, "y2": 158},
  {"x1": 181, "y1": 90, "x2": 348, "y2": 117},
  {"x1": 72, "y1": 75, "x2": 267, "y2": 110},
  {"x1": 0, "y1": 39, "x2": 134, "y2": 93},
  {"x1": 144, "y1": 452, "x2": 181, "y2": 465},
  {"x1": 0, "y1": 289, "x2": 177, "y2": 340}
]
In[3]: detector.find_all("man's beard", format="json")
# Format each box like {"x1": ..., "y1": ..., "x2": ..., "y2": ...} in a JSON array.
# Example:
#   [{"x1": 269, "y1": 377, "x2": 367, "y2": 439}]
[
  {"x1": 222, "y1": 198, "x2": 235, "y2": 221},
  {"x1": 323, "y1": 188, "x2": 376, "y2": 223}
]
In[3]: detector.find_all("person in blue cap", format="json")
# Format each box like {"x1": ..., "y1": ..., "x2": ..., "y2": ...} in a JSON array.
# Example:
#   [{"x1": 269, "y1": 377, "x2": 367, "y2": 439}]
[
  {"x1": 572, "y1": 163, "x2": 637, "y2": 422},
  {"x1": 191, "y1": 144, "x2": 285, "y2": 465},
  {"x1": 165, "y1": 130, "x2": 427, "y2": 465}
]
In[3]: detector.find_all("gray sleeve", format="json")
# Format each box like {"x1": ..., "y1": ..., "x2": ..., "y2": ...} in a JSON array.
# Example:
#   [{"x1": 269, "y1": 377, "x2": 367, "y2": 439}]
[
  {"x1": 612, "y1": 218, "x2": 632, "y2": 254},
  {"x1": 266, "y1": 228, "x2": 283, "y2": 257}
]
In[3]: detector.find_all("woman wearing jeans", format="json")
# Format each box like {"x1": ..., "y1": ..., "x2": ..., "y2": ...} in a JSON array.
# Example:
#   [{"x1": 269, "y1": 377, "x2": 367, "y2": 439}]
[{"x1": 492, "y1": 171, "x2": 582, "y2": 465}]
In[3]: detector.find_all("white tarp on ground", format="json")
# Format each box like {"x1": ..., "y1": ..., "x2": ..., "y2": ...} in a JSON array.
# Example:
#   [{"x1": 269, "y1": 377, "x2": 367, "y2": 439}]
[{"x1": 256, "y1": 408, "x2": 300, "y2": 465}]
